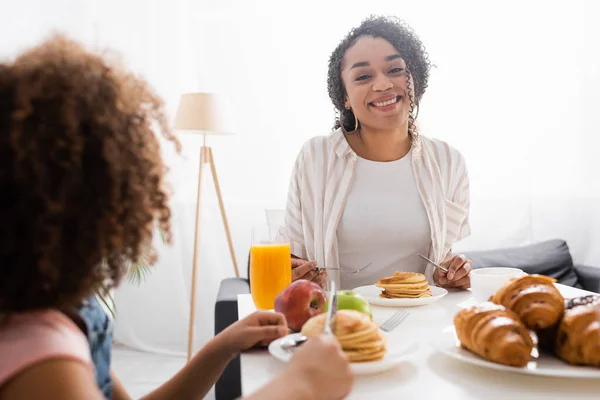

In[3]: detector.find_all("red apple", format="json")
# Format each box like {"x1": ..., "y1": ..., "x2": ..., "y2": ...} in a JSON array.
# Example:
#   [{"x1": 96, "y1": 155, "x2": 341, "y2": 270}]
[{"x1": 274, "y1": 280, "x2": 327, "y2": 332}]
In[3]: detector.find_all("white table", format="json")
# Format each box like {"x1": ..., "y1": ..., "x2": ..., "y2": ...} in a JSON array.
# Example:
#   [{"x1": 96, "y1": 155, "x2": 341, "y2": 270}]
[{"x1": 238, "y1": 285, "x2": 600, "y2": 399}]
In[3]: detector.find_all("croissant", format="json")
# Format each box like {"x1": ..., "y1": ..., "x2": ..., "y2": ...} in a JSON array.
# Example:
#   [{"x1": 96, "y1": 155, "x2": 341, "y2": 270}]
[
  {"x1": 554, "y1": 301, "x2": 600, "y2": 367},
  {"x1": 565, "y1": 294, "x2": 600, "y2": 310},
  {"x1": 490, "y1": 274, "x2": 564, "y2": 331},
  {"x1": 454, "y1": 302, "x2": 535, "y2": 367},
  {"x1": 537, "y1": 295, "x2": 600, "y2": 356}
]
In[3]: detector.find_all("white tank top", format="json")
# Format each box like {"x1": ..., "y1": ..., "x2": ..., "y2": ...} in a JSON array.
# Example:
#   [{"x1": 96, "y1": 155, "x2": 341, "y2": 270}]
[{"x1": 337, "y1": 148, "x2": 431, "y2": 290}]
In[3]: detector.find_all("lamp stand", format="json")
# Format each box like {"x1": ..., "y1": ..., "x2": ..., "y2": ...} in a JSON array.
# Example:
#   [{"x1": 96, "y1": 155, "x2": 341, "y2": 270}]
[{"x1": 187, "y1": 135, "x2": 240, "y2": 360}]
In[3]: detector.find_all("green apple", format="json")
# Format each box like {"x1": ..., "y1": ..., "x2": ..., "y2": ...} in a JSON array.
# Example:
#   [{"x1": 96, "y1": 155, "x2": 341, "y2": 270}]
[{"x1": 325, "y1": 290, "x2": 372, "y2": 319}]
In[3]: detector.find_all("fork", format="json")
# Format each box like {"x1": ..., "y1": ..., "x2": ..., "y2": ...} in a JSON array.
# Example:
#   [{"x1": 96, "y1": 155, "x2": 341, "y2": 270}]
[
  {"x1": 418, "y1": 254, "x2": 448, "y2": 273},
  {"x1": 316, "y1": 262, "x2": 372, "y2": 274},
  {"x1": 380, "y1": 310, "x2": 410, "y2": 333}
]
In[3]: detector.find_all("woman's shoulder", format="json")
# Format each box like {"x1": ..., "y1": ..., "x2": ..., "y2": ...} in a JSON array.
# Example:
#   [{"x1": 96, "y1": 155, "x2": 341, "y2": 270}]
[
  {"x1": 298, "y1": 131, "x2": 338, "y2": 153},
  {"x1": 296, "y1": 128, "x2": 348, "y2": 160},
  {"x1": 0, "y1": 309, "x2": 92, "y2": 387},
  {"x1": 419, "y1": 135, "x2": 467, "y2": 167}
]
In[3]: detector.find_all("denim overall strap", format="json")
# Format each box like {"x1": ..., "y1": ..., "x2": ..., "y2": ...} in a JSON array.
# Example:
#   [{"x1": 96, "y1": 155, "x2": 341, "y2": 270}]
[{"x1": 77, "y1": 296, "x2": 114, "y2": 399}]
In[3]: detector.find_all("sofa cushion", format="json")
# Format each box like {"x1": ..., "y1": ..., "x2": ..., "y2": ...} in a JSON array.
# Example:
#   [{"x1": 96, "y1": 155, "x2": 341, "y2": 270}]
[
  {"x1": 574, "y1": 265, "x2": 600, "y2": 293},
  {"x1": 464, "y1": 239, "x2": 582, "y2": 288}
]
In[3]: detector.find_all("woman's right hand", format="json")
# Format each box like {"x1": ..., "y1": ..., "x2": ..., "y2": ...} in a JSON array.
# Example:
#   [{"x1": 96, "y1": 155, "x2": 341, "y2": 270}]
[
  {"x1": 291, "y1": 258, "x2": 327, "y2": 288},
  {"x1": 283, "y1": 335, "x2": 353, "y2": 399}
]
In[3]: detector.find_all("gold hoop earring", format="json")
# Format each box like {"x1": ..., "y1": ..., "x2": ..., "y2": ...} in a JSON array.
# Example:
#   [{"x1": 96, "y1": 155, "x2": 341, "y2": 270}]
[
  {"x1": 412, "y1": 103, "x2": 420, "y2": 120},
  {"x1": 353, "y1": 112, "x2": 359, "y2": 132}
]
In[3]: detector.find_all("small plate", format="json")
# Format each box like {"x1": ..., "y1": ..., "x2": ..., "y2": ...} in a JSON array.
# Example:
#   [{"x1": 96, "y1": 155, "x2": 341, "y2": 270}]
[
  {"x1": 268, "y1": 332, "x2": 418, "y2": 375},
  {"x1": 352, "y1": 285, "x2": 448, "y2": 307},
  {"x1": 431, "y1": 325, "x2": 600, "y2": 378}
]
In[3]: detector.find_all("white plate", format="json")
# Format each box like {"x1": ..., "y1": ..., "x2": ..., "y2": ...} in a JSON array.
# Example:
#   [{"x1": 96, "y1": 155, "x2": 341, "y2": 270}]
[
  {"x1": 268, "y1": 332, "x2": 418, "y2": 375},
  {"x1": 431, "y1": 325, "x2": 600, "y2": 379},
  {"x1": 352, "y1": 285, "x2": 448, "y2": 307}
]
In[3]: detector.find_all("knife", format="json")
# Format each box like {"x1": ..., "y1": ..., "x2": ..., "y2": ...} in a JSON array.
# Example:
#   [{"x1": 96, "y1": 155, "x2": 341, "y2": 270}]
[
  {"x1": 418, "y1": 254, "x2": 449, "y2": 273},
  {"x1": 323, "y1": 281, "x2": 337, "y2": 335}
]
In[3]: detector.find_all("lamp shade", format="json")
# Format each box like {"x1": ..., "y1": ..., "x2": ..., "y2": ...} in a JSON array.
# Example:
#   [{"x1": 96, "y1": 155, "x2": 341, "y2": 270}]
[{"x1": 173, "y1": 92, "x2": 235, "y2": 135}]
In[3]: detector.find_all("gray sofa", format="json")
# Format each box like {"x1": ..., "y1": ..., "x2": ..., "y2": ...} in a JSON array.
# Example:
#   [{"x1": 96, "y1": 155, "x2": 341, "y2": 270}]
[{"x1": 213, "y1": 239, "x2": 600, "y2": 400}]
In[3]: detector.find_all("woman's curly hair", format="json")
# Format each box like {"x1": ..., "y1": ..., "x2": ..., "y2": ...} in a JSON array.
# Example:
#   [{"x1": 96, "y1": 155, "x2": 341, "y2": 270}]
[
  {"x1": 327, "y1": 15, "x2": 433, "y2": 136},
  {"x1": 0, "y1": 35, "x2": 180, "y2": 313}
]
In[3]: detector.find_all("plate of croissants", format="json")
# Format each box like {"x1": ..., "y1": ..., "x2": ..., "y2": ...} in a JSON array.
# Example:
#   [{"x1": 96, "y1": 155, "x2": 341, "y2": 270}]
[{"x1": 431, "y1": 274, "x2": 600, "y2": 378}]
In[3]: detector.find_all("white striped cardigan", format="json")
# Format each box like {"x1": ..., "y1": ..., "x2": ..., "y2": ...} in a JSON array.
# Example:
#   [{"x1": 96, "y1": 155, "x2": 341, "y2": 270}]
[{"x1": 276, "y1": 128, "x2": 471, "y2": 287}]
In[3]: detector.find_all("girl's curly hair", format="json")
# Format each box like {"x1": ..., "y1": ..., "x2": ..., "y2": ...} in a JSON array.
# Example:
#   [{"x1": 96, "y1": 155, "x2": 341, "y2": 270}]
[
  {"x1": 327, "y1": 15, "x2": 433, "y2": 136},
  {"x1": 0, "y1": 35, "x2": 180, "y2": 313}
]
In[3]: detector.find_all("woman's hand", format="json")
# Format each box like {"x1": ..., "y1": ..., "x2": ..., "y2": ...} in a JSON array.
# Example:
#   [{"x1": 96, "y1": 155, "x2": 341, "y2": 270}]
[
  {"x1": 217, "y1": 311, "x2": 289, "y2": 355},
  {"x1": 291, "y1": 258, "x2": 327, "y2": 288},
  {"x1": 434, "y1": 254, "x2": 472, "y2": 290}
]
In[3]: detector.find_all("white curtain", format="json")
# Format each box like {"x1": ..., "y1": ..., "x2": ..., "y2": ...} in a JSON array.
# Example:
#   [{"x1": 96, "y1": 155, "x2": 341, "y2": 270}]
[{"x1": 2, "y1": 0, "x2": 599, "y2": 357}]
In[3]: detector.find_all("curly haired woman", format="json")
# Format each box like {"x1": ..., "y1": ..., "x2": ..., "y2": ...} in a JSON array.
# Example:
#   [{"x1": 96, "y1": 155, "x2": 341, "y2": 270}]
[
  {"x1": 0, "y1": 36, "x2": 352, "y2": 400},
  {"x1": 279, "y1": 16, "x2": 473, "y2": 291}
]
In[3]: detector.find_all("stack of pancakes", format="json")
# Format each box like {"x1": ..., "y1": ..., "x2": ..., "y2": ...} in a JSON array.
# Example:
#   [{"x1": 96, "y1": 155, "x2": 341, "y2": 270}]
[
  {"x1": 301, "y1": 309, "x2": 386, "y2": 362},
  {"x1": 375, "y1": 271, "x2": 432, "y2": 299}
]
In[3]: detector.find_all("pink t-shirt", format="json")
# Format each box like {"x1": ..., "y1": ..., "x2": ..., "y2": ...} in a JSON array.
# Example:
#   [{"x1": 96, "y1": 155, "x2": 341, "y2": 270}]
[{"x1": 0, "y1": 309, "x2": 92, "y2": 388}]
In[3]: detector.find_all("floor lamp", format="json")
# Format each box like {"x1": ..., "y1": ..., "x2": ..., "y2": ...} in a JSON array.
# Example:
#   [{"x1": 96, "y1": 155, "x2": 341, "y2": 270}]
[{"x1": 173, "y1": 93, "x2": 240, "y2": 361}]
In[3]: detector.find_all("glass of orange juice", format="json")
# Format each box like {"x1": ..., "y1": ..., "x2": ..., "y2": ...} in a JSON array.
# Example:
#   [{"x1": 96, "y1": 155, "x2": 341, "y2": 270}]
[{"x1": 250, "y1": 225, "x2": 292, "y2": 310}]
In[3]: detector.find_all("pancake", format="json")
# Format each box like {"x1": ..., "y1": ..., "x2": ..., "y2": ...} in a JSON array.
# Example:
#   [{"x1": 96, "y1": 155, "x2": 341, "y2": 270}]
[
  {"x1": 377, "y1": 271, "x2": 425, "y2": 285},
  {"x1": 345, "y1": 348, "x2": 388, "y2": 362},
  {"x1": 376, "y1": 271, "x2": 432, "y2": 299},
  {"x1": 380, "y1": 289, "x2": 432, "y2": 299},
  {"x1": 380, "y1": 286, "x2": 430, "y2": 294},
  {"x1": 301, "y1": 309, "x2": 386, "y2": 363},
  {"x1": 376, "y1": 281, "x2": 430, "y2": 290}
]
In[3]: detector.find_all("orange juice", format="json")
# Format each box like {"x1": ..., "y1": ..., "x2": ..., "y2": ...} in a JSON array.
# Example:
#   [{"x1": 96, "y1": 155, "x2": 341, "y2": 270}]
[{"x1": 250, "y1": 243, "x2": 292, "y2": 309}]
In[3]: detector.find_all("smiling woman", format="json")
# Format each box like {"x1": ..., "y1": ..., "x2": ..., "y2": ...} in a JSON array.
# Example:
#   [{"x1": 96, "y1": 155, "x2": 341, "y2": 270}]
[
  {"x1": 276, "y1": 15, "x2": 474, "y2": 291},
  {"x1": 341, "y1": 39, "x2": 414, "y2": 139},
  {"x1": 328, "y1": 17, "x2": 431, "y2": 141}
]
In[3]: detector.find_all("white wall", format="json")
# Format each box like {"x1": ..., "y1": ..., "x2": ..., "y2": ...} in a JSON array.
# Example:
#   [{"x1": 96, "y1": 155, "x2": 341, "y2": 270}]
[
  {"x1": 2, "y1": 0, "x2": 599, "y2": 357},
  {"x1": 184, "y1": 0, "x2": 600, "y2": 259}
]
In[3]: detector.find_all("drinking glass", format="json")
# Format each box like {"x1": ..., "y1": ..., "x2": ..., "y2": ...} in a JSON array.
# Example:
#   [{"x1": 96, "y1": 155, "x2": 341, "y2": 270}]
[{"x1": 249, "y1": 225, "x2": 292, "y2": 310}]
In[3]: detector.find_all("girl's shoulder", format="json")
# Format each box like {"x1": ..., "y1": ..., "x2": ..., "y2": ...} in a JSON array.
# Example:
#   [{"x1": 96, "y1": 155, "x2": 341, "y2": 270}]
[{"x1": 0, "y1": 309, "x2": 92, "y2": 388}]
